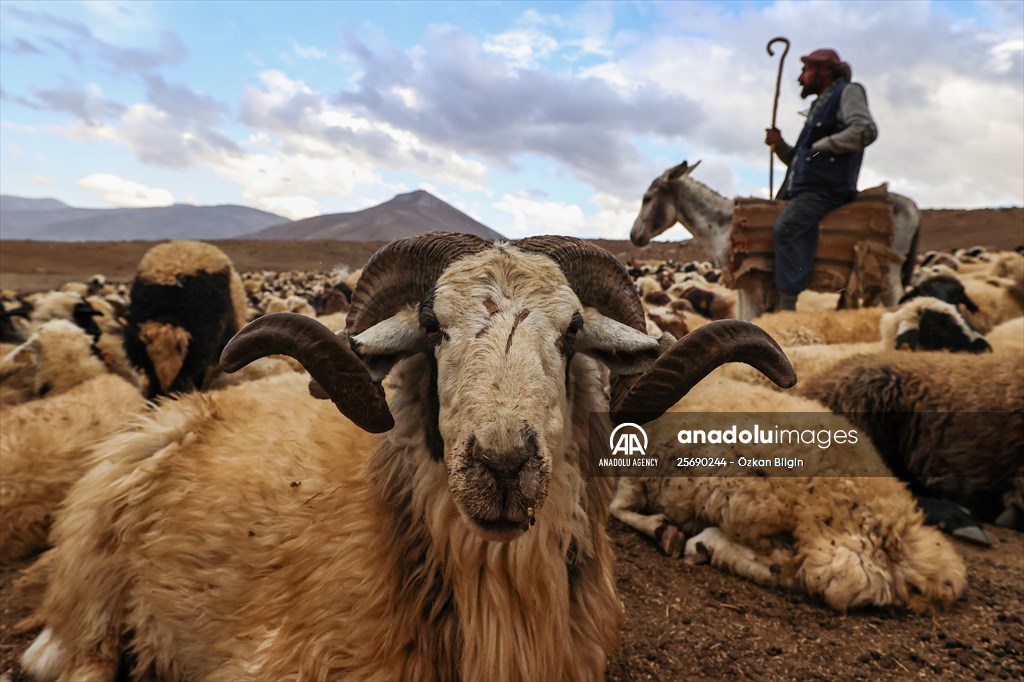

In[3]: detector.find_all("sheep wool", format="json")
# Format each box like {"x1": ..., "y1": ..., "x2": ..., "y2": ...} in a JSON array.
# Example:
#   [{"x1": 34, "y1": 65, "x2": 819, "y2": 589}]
[
  {"x1": 611, "y1": 377, "x2": 966, "y2": 613},
  {"x1": 800, "y1": 350, "x2": 1024, "y2": 528},
  {"x1": 125, "y1": 241, "x2": 247, "y2": 398},
  {"x1": 0, "y1": 373, "x2": 146, "y2": 561}
]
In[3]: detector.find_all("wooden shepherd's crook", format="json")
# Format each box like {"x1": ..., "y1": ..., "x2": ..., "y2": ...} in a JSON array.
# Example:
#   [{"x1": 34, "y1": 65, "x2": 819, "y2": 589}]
[{"x1": 767, "y1": 36, "x2": 790, "y2": 199}]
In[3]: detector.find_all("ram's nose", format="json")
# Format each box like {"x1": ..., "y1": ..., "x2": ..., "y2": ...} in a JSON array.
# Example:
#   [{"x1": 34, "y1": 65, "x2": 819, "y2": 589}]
[{"x1": 470, "y1": 428, "x2": 543, "y2": 501}]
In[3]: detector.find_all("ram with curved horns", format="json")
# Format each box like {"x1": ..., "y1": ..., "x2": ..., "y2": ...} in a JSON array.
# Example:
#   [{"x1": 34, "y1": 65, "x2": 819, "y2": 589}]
[{"x1": 23, "y1": 232, "x2": 794, "y2": 681}]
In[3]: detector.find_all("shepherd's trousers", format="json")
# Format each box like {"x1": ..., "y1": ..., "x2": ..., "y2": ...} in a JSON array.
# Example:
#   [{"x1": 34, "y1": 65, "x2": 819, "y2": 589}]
[{"x1": 772, "y1": 190, "x2": 850, "y2": 296}]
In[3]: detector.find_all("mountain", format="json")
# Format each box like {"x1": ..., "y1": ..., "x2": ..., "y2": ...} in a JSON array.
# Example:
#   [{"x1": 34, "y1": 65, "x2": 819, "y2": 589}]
[
  {"x1": 0, "y1": 196, "x2": 71, "y2": 212},
  {"x1": 0, "y1": 196, "x2": 290, "y2": 241},
  {"x1": 246, "y1": 189, "x2": 504, "y2": 241}
]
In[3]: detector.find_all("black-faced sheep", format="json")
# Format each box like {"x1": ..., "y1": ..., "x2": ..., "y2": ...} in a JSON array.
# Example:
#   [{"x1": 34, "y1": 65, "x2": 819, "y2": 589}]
[
  {"x1": 1, "y1": 299, "x2": 32, "y2": 343},
  {"x1": 800, "y1": 351, "x2": 1024, "y2": 531},
  {"x1": 124, "y1": 240, "x2": 248, "y2": 399},
  {"x1": 899, "y1": 274, "x2": 980, "y2": 313},
  {"x1": 610, "y1": 376, "x2": 967, "y2": 613},
  {"x1": 880, "y1": 297, "x2": 991, "y2": 353},
  {"x1": 23, "y1": 233, "x2": 794, "y2": 680}
]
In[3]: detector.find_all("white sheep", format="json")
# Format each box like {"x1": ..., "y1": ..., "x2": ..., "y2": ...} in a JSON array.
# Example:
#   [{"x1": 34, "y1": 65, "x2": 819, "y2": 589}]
[
  {"x1": 962, "y1": 276, "x2": 1024, "y2": 327},
  {"x1": 22, "y1": 234, "x2": 795, "y2": 680},
  {"x1": 0, "y1": 372, "x2": 146, "y2": 561},
  {"x1": 752, "y1": 307, "x2": 886, "y2": 346},
  {"x1": 610, "y1": 376, "x2": 967, "y2": 613},
  {"x1": 717, "y1": 341, "x2": 880, "y2": 390},
  {"x1": 986, "y1": 317, "x2": 1024, "y2": 354},
  {"x1": 1, "y1": 320, "x2": 113, "y2": 407}
]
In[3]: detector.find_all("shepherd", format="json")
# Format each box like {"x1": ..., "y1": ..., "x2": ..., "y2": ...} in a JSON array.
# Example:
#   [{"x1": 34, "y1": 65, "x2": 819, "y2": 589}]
[{"x1": 764, "y1": 47, "x2": 878, "y2": 311}]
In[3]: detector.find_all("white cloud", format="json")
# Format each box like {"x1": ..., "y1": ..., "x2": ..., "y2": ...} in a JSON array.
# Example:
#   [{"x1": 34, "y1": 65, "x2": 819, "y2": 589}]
[
  {"x1": 293, "y1": 43, "x2": 327, "y2": 60},
  {"x1": 483, "y1": 29, "x2": 558, "y2": 69},
  {"x1": 1, "y1": 121, "x2": 37, "y2": 133},
  {"x1": 390, "y1": 86, "x2": 422, "y2": 109},
  {"x1": 493, "y1": 191, "x2": 586, "y2": 238},
  {"x1": 213, "y1": 150, "x2": 379, "y2": 220},
  {"x1": 573, "y1": 2, "x2": 1023, "y2": 211},
  {"x1": 82, "y1": 0, "x2": 159, "y2": 35},
  {"x1": 30, "y1": 175, "x2": 53, "y2": 185},
  {"x1": 253, "y1": 195, "x2": 323, "y2": 221},
  {"x1": 7, "y1": 1, "x2": 1020, "y2": 238},
  {"x1": 78, "y1": 173, "x2": 174, "y2": 207},
  {"x1": 989, "y1": 38, "x2": 1023, "y2": 73}
]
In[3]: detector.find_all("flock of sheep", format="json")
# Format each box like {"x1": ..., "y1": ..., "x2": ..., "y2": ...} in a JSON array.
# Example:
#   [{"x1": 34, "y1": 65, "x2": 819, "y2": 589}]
[{"x1": 0, "y1": 233, "x2": 1021, "y2": 680}]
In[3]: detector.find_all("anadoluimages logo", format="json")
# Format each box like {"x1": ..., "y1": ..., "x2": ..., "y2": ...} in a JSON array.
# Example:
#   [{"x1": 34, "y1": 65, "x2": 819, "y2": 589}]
[{"x1": 609, "y1": 422, "x2": 648, "y2": 456}]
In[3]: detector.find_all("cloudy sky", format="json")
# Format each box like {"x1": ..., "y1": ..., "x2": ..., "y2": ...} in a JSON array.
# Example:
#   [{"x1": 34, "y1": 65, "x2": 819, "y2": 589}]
[{"x1": 1, "y1": 1, "x2": 1022, "y2": 239}]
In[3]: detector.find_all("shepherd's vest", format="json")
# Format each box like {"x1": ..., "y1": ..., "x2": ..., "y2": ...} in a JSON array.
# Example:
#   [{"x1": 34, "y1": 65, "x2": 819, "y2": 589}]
[{"x1": 784, "y1": 79, "x2": 862, "y2": 201}]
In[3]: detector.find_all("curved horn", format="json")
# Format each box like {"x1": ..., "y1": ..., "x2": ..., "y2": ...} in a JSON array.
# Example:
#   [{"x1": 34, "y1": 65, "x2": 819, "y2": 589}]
[
  {"x1": 346, "y1": 232, "x2": 490, "y2": 336},
  {"x1": 610, "y1": 320, "x2": 796, "y2": 425},
  {"x1": 516, "y1": 235, "x2": 647, "y2": 332},
  {"x1": 221, "y1": 312, "x2": 394, "y2": 433}
]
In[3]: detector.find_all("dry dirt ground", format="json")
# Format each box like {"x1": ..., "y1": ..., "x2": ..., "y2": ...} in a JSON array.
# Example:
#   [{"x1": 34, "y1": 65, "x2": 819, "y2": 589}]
[
  {"x1": 1, "y1": 207, "x2": 1020, "y2": 292},
  {"x1": 1, "y1": 208, "x2": 1022, "y2": 680},
  {"x1": 1, "y1": 522, "x2": 1021, "y2": 681}
]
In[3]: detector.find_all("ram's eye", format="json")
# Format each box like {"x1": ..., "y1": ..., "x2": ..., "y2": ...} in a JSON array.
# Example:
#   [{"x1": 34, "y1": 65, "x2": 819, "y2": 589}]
[
  {"x1": 418, "y1": 306, "x2": 443, "y2": 344},
  {"x1": 557, "y1": 311, "x2": 583, "y2": 356},
  {"x1": 421, "y1": 315, "x2": 440, "y2": 334}
]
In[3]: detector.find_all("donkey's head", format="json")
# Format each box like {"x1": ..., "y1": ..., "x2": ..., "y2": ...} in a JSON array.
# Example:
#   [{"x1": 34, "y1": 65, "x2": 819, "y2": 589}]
[{"x1": 630, "y1": 160, "x2": 701, "y2": 246}]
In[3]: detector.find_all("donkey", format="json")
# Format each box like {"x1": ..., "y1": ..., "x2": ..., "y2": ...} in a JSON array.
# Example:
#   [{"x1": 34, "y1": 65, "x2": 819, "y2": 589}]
[{"x1": 629, "y1": 160, "x2": 921, "y2": 320}]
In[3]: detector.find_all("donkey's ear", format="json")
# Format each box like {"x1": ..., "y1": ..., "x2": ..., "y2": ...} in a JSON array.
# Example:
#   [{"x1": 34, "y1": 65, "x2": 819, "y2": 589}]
[
  {"x1": 666, "y1": 160, "x2": 699, "y2": 180},
  {"x1": 665, "y1": 162, "x2": 689, "y2": 181}
]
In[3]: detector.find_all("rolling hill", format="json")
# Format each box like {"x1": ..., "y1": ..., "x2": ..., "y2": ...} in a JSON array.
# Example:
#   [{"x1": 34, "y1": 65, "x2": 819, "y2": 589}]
[
  {"x1": 0, "y1": 196, "x2": 290, "y2": 241},
  {"x1": 245, "y1": 189, "x2": 504, "y2": 241}
]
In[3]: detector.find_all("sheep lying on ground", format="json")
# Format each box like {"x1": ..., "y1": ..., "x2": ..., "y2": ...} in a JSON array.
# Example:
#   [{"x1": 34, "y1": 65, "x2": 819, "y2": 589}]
[
  {"x1": 962, "y1": 276, "x2": 1024, "y2": 328},
  {"x1": 124, "y1": 240, "x2": 248, "y2": 399},
  {"x1": 910, "y1": 262, "x2": 959, "y2": 287},
  {"x1": 899, "y1": 274, "x2": 980, "y2": 313},
  {"x1": 800, "y1": 351, "x2": 1024, "y2": 531},
  {"x1": 880, "y1": 297, "x2": 991, "y2": 353},
  {"x1": 204, "y1": 356, "x2": 302, "y2": 390},
  {"x1": 986, "y1": 317, "x2": 1024, "y2": 353},
  {"x1": 0, "y1": 372, "x2": 146, "y2": 561},
  {"x1": 988, "y1": 251, "x2": 1024, "y2": 281},
  {"x1": 23, "y1": 233, "x2": 793, "y2": 680},
  {"x1": 752, "y1": 308, "x2": 885, "y2": 346},
  {"x1": 673, "y1": 283, "x2": 736, "y2": 320},
  {"x1": 1, "y1": 320, "x2": 116, "y2": 407},
  {"x1": 1, "y1": 299, "x2": 32, "y2": 343},
  {"x1": 609, "y1": 376, "x2": 967, "y2": 613},
  {"x1": 717, "y1": 342, "x2": 880, "y2": 390}
]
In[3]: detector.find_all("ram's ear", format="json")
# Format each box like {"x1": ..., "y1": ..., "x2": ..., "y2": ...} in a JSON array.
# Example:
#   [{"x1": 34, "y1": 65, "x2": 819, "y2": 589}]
[
  {"x1": 575, "y1": 308, "x2": 665, "y2": 375},
  {"x1": 350, "y1": 306, "x2": 428, "y2": 381}
]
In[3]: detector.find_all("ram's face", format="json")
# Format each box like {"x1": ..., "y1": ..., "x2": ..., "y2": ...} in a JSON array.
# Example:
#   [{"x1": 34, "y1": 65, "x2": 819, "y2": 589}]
[
  {"x1": 427, "y1": 248, "x2": 581, "y2": 541},
  {"x1": 221, "y1": 234, "x2": 796, "y2": 545}
]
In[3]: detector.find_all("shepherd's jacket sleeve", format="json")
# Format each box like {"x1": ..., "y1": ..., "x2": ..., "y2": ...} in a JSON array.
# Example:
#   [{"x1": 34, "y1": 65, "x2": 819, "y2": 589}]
[
  {"x1": 773, "y1": 139, "x2": 795, "y2": 166},
  {"x1": 811, "y1": 83, "x2": 878, "y2": 153}
]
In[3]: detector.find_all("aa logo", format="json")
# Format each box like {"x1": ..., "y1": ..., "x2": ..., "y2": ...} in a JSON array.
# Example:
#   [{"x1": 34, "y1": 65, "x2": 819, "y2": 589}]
[{"x1": 609, "y1": 422, "x2": 648, "y2": 456}]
